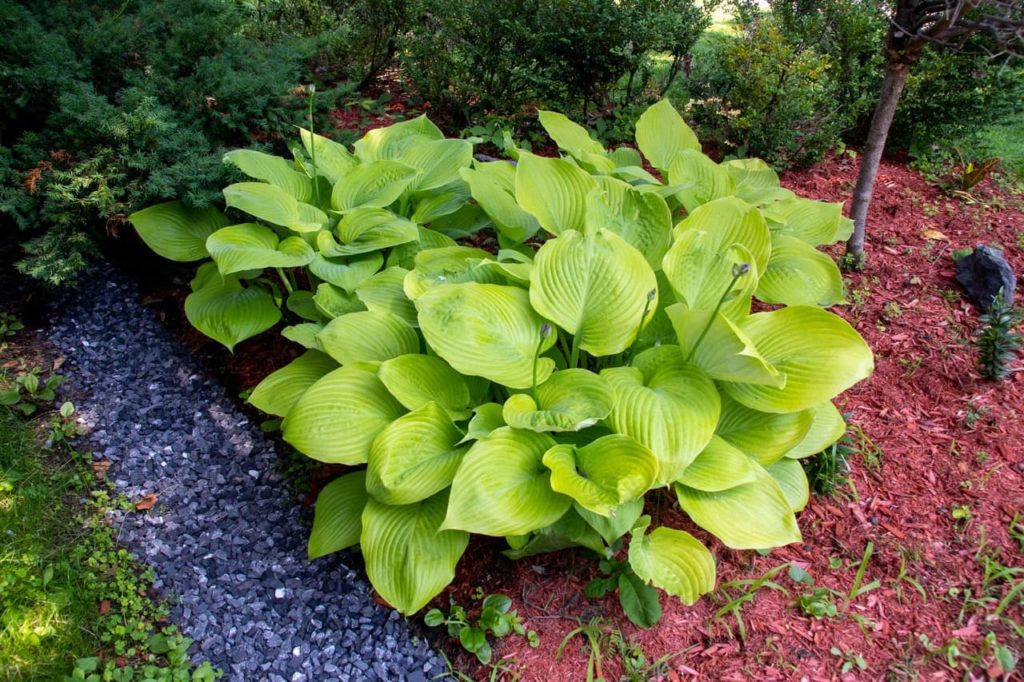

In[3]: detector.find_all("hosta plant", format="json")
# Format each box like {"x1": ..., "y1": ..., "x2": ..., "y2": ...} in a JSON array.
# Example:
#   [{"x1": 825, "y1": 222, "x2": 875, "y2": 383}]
[{"x1": 131, "y1": 99, "x2": 873, "y2": 623}]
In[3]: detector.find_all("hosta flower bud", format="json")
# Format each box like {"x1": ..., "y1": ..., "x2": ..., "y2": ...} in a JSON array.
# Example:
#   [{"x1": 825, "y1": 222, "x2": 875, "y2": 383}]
[{"x1": 732, "y1": 262, "x2": 751, "y2": 278}]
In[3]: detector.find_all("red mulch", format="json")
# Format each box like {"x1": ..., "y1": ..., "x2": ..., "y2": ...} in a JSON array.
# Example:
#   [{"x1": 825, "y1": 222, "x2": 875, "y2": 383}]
[{"x1": 451, "y1": 156, "x2": 1024, "y2": 681}]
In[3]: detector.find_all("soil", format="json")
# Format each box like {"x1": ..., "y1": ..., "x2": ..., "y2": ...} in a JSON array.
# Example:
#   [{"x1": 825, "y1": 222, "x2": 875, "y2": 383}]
[{"x1": 93, "y1": 113, "x2": 1024, "y2": 678}]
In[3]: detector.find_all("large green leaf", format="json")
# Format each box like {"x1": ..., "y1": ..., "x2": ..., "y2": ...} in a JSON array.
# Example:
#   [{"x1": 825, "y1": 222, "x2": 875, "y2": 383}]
[
  {"x1": 387, "y1": 227, "x2": 458, "y2": 270},
  {"x1": 628, "y1": 519, "x2": 716, "y2": 605},
  {"x1": 763, "y1": 197, "x2": 844, "y2": 246},
  {"x1": 321, "y1": 208, "x2": 418, "y2": 256},
  {"x1": 585, "y1": 176, "x2": 672, "y2": 270},
  {"x1": 722, "y1": 159, "x2": 793, "y2": 205},
  {"x1": 530, "y1": 229, "x2": 657, "y2": 357},
  {"x1": 715, "y1": 394, "x2": 814, "y2": 467},
  {"x1": 502, "y1": 507, "x2": 607, "y2": 560},
  {"x1": 538, "y1": 110, "x2": 605, "y2": 160},
  {"x1": 377, "y1": 354, "x2": 471, "y2": 420},
  {"x1": 312, "y1": 282, "x2": 366, "y2": 319},
  {"x1": 662, "y1": 231, "x2": 759, "y2": 320},
  {"x1": 400, "y1": 138, "x2": 473, "y2": 192},
  {"x1": 635, "y1": 99, "x2": 700, "y2": 173},
  {"x1": 206, "y1": 223, "x2": 314, "y2": 275},
  {"x1": 755, "y1": 233, "x2": 845, "y2": 307},
  {"x1": 299, "y1": 128, "x2": 357, "y2": 184},
  {"x1": 316, "y1": 310, "x2": 419, "y2": 365},
  {"x1": 307, "y1": 252, "x2": 383, "y2": 292},
  {"x1": 361, "y1": 491, "x2": 469, "y2": 615},
  {"x1": 416, "y1": 283, "x2": 555, "y2": 389},
  {"x1": 667, "y1": 150, "x2": 735, "y2": 213},
  {"x1": 282, "y1": 367, "x2": 405, "y2": 464},
  {"x1": 223, "y1": 149, "x2": 313, "y2": 201},
  {"x1": 575, "y1": 498, "x2": 644, "y2": 546},
  {"x1": 543, "y1": 435, "x2": 657, "y2": 516},
  {"x1": 601, "y1": 348, "x2": 720, "y2": 485},
  {"x1": 503, "y1": 369, "x2": 615, "y2": 433},
  {"x1": 785, "y1": 401, "x2": 846, "y2": 459},
  {"x1": 460, "y1": 166, "x2": 541, "y2": 243},
  {"x1": 442, "y1": 428, "x2": 571, "y2": 536},
  {"x1": 308, "y1": 471, "x2": 367, "y2": 559},
  {"x1": 223, "y1": 182, "x2": 327, "y2": 232},
  {"x1": 402, "y1": 246, "x2": 502, "y2": 300},
  {"x1": 248, "y1": 350, "x2": 337, "y2": 418},
  {"x1": 514, "y1": 153, "x2": 596, "y2": 235},
  {"x1": 354, "y1": 115, "x2": 444, "y2": 162},
  {"x1": 766, "y1": 458, "x2": 809, "y2": 512},
  {"x1": 354, "y1": 267, "x2": 417, "y2": 326},
  {"x1": 184, "y1": 275, "x2": 280, "y2": 351},
  {"x1": 666, "y1": 304, "x2": 784, "y2": 386},
  {"x1": 460, "y1": 402, "x2": 506, "y2": 444},
  {"x1": 675, "y1": 464, "x2": 802, "y2": 550},
  {"x1": 367, "y1": 402, "x2": 468, "y2": 505},
  {"x1": 129, "y1": 201, "x2": 229, "y2": 262},
  {"x1": 676, "y1": 435, "x2": 757, "y2": 491},
  {"x1": 331, "y1": 160, "x2": 418, "y2": 211},
  {"x1": 670, "y1": 196, "x2": 772, "y2": 278},
  {"x1": 721, "y1": 306, "x2": 873, "y2": 413}
]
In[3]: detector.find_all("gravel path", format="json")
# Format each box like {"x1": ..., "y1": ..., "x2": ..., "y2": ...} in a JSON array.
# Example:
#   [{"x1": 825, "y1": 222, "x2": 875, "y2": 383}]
[{"x1": 49, "y1": 271, "x2": 447, "y2": 681}]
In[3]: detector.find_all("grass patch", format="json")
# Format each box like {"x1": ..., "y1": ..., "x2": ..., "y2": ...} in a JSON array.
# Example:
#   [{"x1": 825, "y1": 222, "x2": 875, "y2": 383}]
[{"x1": 0, "y1": 408, "x2": 219, "y2": 680}]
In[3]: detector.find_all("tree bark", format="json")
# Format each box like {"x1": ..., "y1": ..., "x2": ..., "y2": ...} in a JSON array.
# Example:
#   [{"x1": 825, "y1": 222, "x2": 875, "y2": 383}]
[{"x1": 846, "y1": 61, "x2": 911, "y2": 262}]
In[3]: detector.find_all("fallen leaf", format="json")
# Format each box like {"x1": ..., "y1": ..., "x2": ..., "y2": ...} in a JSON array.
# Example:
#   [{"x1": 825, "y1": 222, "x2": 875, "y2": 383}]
[
  {"x1": 91, "y1": 460, "x2": 112, "y2": 481},
  {"x1": 99, "y1": 599, "x2": 111, "y2": 615},
  {"x1": 135, "y1": 493, "x2": 158, "y2": 511},
  {"x1": 52, "y1": 356, "x2": 65, "y2": 371},
  {"x1": 922, "y1": 229, "x2": 948, "y2": 241}
]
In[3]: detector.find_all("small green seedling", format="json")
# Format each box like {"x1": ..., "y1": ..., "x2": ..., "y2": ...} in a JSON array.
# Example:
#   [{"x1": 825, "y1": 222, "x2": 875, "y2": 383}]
[
  {"x1": 585, "y1": 557, "x2": 662, "y2": 628},
  {"x1": 831, "y1": 647, "x2": 867, "y2": 674},
  {"x1": 425, "y1": 592, "x2": 537, "y2": 664},
  {"x1": 0, "y1": 368, "x2": 66, "y2": 416}
]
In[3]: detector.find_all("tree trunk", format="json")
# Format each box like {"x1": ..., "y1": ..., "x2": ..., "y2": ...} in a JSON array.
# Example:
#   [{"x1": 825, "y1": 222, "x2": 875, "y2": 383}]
[{"x1": 846, "y1": 61, "x2": 911, "y2": 262}]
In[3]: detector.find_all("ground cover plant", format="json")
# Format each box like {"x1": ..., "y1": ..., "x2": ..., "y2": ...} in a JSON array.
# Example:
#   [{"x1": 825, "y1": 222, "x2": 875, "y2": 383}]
[{"x1": 131, "y1": 98, "x2": 873, "y2": 623}]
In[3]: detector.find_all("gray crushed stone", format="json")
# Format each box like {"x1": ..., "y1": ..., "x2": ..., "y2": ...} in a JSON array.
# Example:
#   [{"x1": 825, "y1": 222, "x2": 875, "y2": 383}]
[{"x1": 48, "y1": 271, "x2": 447, "y2": 681}]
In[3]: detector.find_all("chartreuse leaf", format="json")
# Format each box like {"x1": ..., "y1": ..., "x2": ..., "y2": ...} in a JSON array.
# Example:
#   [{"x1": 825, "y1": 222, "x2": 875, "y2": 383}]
[
  {"x1": 766, "y1": 458, "x2": 810, "y2": 512},
  {"x1": 331, "y1": 160, "x2": 418, "y2": 211},
  {"x1": 575, "y1": 498, "x2": 644, "y2": 546},
  {"x1": 409, "y1": 190, "x2": 467, "y2": 224},
  {"x1": 530, "y1": 229, "x2": 657, "y2": 357},
  {"x1": 756, "y1": 234, "x2": 846, "y2": 307},
  {"x1": 670, "y1": 196, "x2": 772, "y2": 277},
  {"x1": 722, "y1": 159, "x2": 793, "y2": 205},
  {"x1": 715, "y1": 394, "x2": 814, "y2": 466},
  {"x1": 666, "y1": 304, "x2": 784, "y2": 387},
  {"x1": 585, "y1": 176, "x2": 672, "y2": 270},
  {"x1": 249, "y1": 350, "x2": 338, "y2": 418},
  {"x1": 442, "y1": 428, "x2": 571, "y2": 536},
  {"x1": 308, "y1": 252, "x2": 383, "y2": 292},
  {"x1": 503, "y1": 369, "x2": 615, "y2": 433},
  {"x1": 667, "y1": 150, "x2": 735, "y2": 212},
  {"x1": 663, "y1": 232, "x2": 759, "y2": 320},
  {"x1": 515, "y1": 153, "x2": 596, "y2": 235},
  {"x1": 721, "y1": 306, "x2": 873, "y2": 413},
  {"x1": 206, "y1": 223, "x2": 314, "y2": 275},
  {"x1": 763, "y1": 197, "x2": 844, "y2": 246},
  {"x1": 543, "y1": 435, "x2": 657, "y2": 516},
  {"x1": 282, "y1": 367, "x2": 405, "y2": 464},
  {"x1": 628, "y1": 518, "x2": 716, "y2": 605},
  {"x1": 402, "y1": 246, "x2": 500, "y2": 300},
  {"x1": 601, "y1": 347, "x2": 720, "y2": 485},
  {"x1": 287, "y1": 290, "x2": 322, "y2": 322},
  {"x1": 223, "y1": 149, "x2": 313, "y2": 201},
  {"x1": 676, "y1": 464, "x2": 802, "y2": 550},
  {"x1": 503, "y1": 506, "x2": 607, "y2": 560},
  {"x1": 416, "y1": 283, "x2": 555, "y2": 389},
  {"x1": 312, "y1": 283, "x2": 365, "y2": 319},
  {"x1": 367, "y1": 402, "x2": 468, "y2": 505},
  {"x1": 400, "y1": 138, "x2": 473, "y2": 192},
  {"x1": 129, "y1": 201, "x2": 229, "y2": 261},
  {"x1": 308, "y1": 471, "x2": 367, "y2": 559},
  {"x1": 354, "y1": 114, "x2": 443, "y2": 161},
  {"x1": 377, "y1": 354, "x2": 471, "y2": 420},
  {"x1": 635, "y1": 99, "x2": 700, "y2": 172},
  {"x1": 460, "y1": 165, "x2": 541, "y2": 243},
  {"x1": 223, "y1": 182, "x2": 327, "y2": 232},
  {"x1": 361, "y1": 491, "x2": 469, "y2": 615},
  {"x1": 387, "y1": 226, "x2": 458, "y2": 270},
  {"x1": 460, "y1": 403, "x2": 505, "y2": 444},
  {"x1": 282, "y1": 322, "x2": 323, "y2": 350},
  {"x1": 300, "y1": 128, "x2": 357, "y2": 184},
  {"x1": 677, "y1": 436, "x2": 756, "y2": 491},
  {"x1": 316, "y1": 311, "x2": 419, "y2": 365},
  {"x1": 355, "y1": 267, "x2": 417, "y2": 326},
  {"x1": 184, "y1": 275, "x2": 280, "y2": 351},
  {"x1": 321, "y1": 208, "x2": 418, "y2": 256},
  {"x1": 785, "y1": 401, "x2": 846, "y2": 459},
  {"x1": 539, "y1": 110, "x2": 605, "y2": 160}
]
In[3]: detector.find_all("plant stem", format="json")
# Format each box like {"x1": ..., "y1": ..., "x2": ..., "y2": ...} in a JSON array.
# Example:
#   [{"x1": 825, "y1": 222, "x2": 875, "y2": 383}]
[
  {"x1": 307, "y1": 85, "x2": 320, "y2": 207},
  {"x1": 684, "y1": 266, "x2": 748, "y2": 363},
  {"x1": 276, "y1": 267, "x2": 294, "y2": 295},
  {"x1": 626, "y1": 289, "x2": 656, "y2": 366},
  {"x1": 569, "y1": 330, "x2": 582, "y2": 370}
]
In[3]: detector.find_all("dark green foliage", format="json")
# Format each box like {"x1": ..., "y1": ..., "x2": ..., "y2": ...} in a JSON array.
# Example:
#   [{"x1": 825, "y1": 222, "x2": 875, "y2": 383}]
[
  {"x1": 585, "y1": 558, "x2": 663, "y2": 628},
  {"x1": 977, "y1": 291, "x2": 1024, "y2": 381},
  {"x1": 804, "y1": 434, "x2": 853, "y2": 497},
  {"x1": 424, "y1": 592, "x2": 538, "y2": 665}
]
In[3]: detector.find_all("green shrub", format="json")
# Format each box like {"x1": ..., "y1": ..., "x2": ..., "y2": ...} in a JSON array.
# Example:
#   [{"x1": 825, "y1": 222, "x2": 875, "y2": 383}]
[{"x1": 132, "y1": 99, "x2": 873, "y2": 622}]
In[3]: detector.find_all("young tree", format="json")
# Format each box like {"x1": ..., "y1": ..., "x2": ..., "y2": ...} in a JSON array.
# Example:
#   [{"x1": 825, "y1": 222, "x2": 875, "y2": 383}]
[{"x1": 846, "y1": 0, "x2": 1024, "y2": 266}]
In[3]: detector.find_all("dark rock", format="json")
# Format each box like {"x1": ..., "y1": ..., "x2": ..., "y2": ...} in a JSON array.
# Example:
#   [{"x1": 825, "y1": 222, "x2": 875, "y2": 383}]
[{"x1": 956, "y1": 244, "x2": 1017, "y2": 310}]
